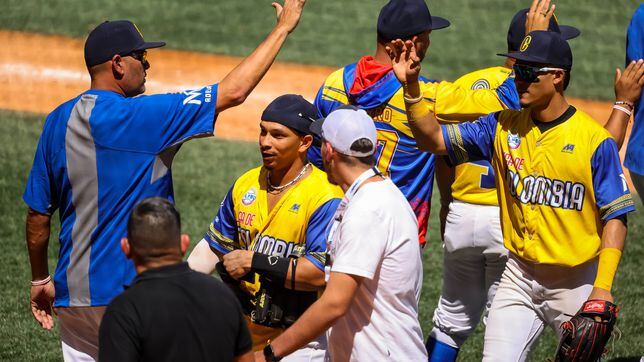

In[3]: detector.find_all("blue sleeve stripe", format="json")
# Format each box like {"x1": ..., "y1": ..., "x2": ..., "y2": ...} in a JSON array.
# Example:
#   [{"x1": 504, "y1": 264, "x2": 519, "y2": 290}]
[
  {"x1": 204, "y1": 226, "x2": 234, "y2": 254},
  {"x1": 303, "y1": 253, "x2": 325, "y2": 271},
  {"x1": 444, "y1": 124, "x2": 469, "y2": 164},
  {"x1": 204, "y1": 224, "x2": 236, "y2": 253},
  {"x1": 600, "y1": 194, "x2": 636, "y2": 221}
]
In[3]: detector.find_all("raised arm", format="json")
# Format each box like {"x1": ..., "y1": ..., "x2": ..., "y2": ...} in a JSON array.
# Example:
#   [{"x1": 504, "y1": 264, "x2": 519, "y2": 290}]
[
  {"x1": 216, "y1": 0, "x2": 307, "y2": 112},
  {"x1": 386, "y1": 39, "x2": 447, "y2": 154},
  {"x1": 605, "y1": 59, "x2": 644, "y2": 149}
]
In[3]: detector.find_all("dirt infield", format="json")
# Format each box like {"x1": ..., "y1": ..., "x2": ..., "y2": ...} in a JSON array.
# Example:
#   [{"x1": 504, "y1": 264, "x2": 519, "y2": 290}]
[{"x1": 0, "y1": 30, "x2": 635, "y2": 185}]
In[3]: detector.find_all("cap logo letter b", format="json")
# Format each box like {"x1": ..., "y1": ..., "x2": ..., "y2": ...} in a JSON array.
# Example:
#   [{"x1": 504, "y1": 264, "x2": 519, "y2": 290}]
[{"x1": 520, "y1": 35, "x2": 532, "y2": 52}]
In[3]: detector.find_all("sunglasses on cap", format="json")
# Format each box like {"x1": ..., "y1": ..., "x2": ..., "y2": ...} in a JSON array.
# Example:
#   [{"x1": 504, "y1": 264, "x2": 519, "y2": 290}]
[{"x1": 513, "y1": 64, "x2": 564, "y2": 83}]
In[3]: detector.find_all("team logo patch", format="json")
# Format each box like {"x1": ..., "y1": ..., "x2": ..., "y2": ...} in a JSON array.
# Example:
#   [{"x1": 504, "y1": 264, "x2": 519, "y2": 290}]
[
  {"x1": 561, "y1": 144, "x2": 575, "y2": 153},
  {"x1": 289, "y1": 204, "x2": 301, "y2": 213},
  {"x1": 520, "y1": 35, "x2": 532, "y2": 52},
  {"x1": 242, "y1": 188, "x2": 257, "y2": 206},
  {"x1": 471, "y1": 79, "x2": 491, "y2": 90},
  {"x1": 507, "y1": 132, "x2": 521, "y2": 149}
]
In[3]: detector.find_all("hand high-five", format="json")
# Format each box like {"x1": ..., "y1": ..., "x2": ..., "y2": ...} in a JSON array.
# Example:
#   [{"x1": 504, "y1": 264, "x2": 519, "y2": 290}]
[
  {"x1": 525, "y1": 0, "x2": 555, "y2": 34},
  {"x1": 273, "y1": 0, "x2": 307, "y2": 34},
  {"x1": 385, "y1": 39, "x2": 422, "y2": 85},
  {"x1": 615, "y1": 59, "x2": 644, "y2": 105}
]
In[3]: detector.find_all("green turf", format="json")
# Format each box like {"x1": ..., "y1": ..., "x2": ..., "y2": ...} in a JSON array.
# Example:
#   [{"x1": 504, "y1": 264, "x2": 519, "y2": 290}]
[
  {"x1": 1, "y1": 0, "x2": 642, "y2": 101},
  {"x1": 1, "y1": 110, "x2": 643, "y2": 360}
]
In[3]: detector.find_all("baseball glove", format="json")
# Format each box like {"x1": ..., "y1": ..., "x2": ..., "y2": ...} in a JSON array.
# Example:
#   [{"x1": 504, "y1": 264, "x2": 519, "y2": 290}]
[{"x1": 554, "y1": 299, "x2": 619, "y2": 361}]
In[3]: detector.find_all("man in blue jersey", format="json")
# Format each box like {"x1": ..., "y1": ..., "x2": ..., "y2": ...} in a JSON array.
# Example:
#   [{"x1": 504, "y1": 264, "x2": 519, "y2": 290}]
[
  {"x1": 310, "y1": 0, "x2": 519, "y2": 247},
  {"x1": 624, "y1": 4, "x2": 644, "y2": 201},
  {"x1": 24, "y1": 1, "x2": 306, "y2": 360}
]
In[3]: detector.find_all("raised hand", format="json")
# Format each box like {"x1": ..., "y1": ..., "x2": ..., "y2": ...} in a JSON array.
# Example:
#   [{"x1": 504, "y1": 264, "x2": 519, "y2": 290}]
[
  {"x1": 273, "y1": 0, "x2": 307, "y2": 34},
  {"x1": 615, "y1": 59, "x2": 644, "y2": 105},
  {"x1": 525, "y1": 0, "x2": 555, "y2": 34},
  {"x1": 385, "y1": 39, "x2": 422, "y2": 85}
]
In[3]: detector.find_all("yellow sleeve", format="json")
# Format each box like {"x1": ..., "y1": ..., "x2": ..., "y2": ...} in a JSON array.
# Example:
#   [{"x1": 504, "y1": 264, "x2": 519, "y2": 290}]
[{"x1": 433, "y1": 81, "x2": 508, "y2": 122}]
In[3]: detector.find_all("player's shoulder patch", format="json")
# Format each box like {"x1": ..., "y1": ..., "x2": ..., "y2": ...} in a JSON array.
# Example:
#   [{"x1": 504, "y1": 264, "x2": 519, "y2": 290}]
[{"x1": 471, "y1": 78, "x2": 491, "y2": 90}]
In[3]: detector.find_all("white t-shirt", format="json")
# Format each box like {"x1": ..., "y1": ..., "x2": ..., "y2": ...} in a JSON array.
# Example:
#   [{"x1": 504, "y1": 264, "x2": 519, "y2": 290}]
[{"x1": 327, "y1": 179, "x2": 426, "y2": 361}]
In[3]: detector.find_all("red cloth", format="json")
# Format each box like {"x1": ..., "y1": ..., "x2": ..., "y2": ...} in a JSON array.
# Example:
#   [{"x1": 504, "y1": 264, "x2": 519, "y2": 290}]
[{"x1": 349, "y1": 56, "x2": 393, "y2": 95}]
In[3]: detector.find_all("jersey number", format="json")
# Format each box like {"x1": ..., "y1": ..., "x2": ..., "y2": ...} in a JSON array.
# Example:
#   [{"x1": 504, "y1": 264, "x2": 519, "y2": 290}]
[
  {"x1": 470, "y1": 160, "x2": 496, "y2": 189},
  {"x1": 375, "y1": 130, "x2": 400, "y2": 177}
]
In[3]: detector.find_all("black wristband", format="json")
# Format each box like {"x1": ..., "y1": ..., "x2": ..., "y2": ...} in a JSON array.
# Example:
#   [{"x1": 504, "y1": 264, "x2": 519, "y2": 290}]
[
  {"x1": 263, "y1": 343, "x2": 282, "y2": 362},
  {"x1": 251, "y1": 254, "x2": 290, "y2": 284}
]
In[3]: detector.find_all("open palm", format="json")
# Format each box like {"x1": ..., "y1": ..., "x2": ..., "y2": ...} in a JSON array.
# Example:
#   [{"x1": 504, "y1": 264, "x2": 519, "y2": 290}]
[{"x1": 385, "y1": 39, "x2": 422, "y2": 84}]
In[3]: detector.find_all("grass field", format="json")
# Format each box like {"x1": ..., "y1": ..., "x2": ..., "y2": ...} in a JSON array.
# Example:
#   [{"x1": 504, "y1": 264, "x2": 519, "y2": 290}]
[
  {"x1": 1, "y1": 110, "x2": 643, "y2": 360},
  {"x1": 2, "y1": 0, "x2": 642, "y2": 101}
]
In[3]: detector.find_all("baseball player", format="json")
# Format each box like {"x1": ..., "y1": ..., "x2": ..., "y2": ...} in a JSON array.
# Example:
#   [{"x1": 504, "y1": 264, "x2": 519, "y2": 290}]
[
  {"x1": 258, "y1": 106, "x2": 426, "y2": 361},
  {"x1": 188, "y1": 95, "x2": 342, "y2": 361},
  {"x1": 24, "y1": 2, "x2": 307, "y2": 360},
  {"x1": 387, "y1": 30, "x2": 635, "y2": 361},
  {"x1": 309, "y1": 0, "x2": 521, "y2": 247},
  {"x1": 427, "y1": 3, "x2": 581, "y2": 360}
]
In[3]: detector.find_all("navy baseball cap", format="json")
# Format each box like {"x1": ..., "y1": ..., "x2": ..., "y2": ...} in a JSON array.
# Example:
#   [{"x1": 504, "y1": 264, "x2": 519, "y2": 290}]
[
  {"x1": 261, "y1": 94, "x2": 318, "y2": 136},
  {"x1": 84, "y1": 20, "x2": 166, "y2": 67},
  {"x1": 498, "y1": 31, "x2": 573, "y2": 70},
  {"x1": 377, "y1": 0, "x2": 450, "y2": 41},
  {"x1": 507, "y1": 8, "x2": 580, "y2": 52}
]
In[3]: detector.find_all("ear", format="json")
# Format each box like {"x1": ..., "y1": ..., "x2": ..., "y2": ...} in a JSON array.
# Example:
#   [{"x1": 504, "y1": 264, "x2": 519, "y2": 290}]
[
  {"x1": 552, "y1": 70, "x2": 565, "y2": 88},
  {"x1": 299, "y1": 134, "x2": 313, "y2": 152},
  {"x1": 111, "y1": 54, "x2": 125, "y2": 79},
  {"x1": 180, "y1": 234, "x2": 190, "y2": 256},
  {"x1": 120, "y1": 238, "x2": 131, "y2": 259}
]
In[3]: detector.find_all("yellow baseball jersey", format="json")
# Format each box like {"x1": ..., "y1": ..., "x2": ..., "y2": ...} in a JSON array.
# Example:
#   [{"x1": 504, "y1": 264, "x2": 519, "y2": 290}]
[
  {"x1": 448, "y1": 66, "x2": 514, "y2": 206},
  {"x1": 443, "y1": 106, "x2": 635, "y2": 266},
  {"x1": 311, "y1": 62, "x2": 519, "y2": 245},
  {"x1": 204, "y1": 165, "x2": 342, "y2": 348}
]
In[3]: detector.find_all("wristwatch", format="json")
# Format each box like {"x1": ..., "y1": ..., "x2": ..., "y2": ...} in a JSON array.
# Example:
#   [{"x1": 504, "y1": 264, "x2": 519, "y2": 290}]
[{"x1": 263, "y1": 342, "x2": 282, "y2": 362}]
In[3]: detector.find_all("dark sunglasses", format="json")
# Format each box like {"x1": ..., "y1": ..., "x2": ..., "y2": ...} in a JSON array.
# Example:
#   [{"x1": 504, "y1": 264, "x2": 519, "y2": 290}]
[
  {"x1": 120, "y1": 50, "x2": 148, "y2": 65},
  {"x1": 513, "y1": 64, "x2": 564, "y2": 83}
]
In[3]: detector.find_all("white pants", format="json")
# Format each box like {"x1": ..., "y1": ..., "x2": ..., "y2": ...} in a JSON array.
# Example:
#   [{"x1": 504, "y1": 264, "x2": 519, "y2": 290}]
[
  {"x1": 56, "y1": 306, "x2": 106, "y2": 362},
  {"x1": 285, "y1": 334, "x2": 327, "y2": 361},
  {"x1": 430, "y1": 201, "x2": 507, "y2": 348},
  {"x1": 482, "y1": 256, "x2": 596, "y2": 361}
]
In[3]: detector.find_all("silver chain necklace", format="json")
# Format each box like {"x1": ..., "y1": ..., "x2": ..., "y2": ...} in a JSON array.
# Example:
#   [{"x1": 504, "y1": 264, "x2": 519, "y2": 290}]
[{"x1": 267, "y1": 163, "x2": 311, "y2": 192}]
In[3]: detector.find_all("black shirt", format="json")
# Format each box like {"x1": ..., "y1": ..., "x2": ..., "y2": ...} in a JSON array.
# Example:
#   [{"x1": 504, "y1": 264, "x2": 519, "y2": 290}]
[{"x1": 99, "y1": 262, "x2": 252, "y2": 362}]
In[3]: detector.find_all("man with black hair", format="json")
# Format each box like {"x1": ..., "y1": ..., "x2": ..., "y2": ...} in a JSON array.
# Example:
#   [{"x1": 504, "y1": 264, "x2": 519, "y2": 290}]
[
  {"x1": 310, "y1": 0, "x2": 521, "y2": 250},
  {"x1": 99, "y1": 197, "x2": 253, "y2": 362},
  {"x1": 24, "y1": 1, "x2": 307, "y2": 360},
  {"x1": 426, "y1": 2, "x2": 581, "y2": 359},
  {"x1": 259, "y1": 106, "x2": 426, "y2": 361},
  {"x1": 188, "y1": 94, "x2": 341, "y2": 361},
  {"x1": 387, "y1": 28, "x2": 635, "y2": 361}
]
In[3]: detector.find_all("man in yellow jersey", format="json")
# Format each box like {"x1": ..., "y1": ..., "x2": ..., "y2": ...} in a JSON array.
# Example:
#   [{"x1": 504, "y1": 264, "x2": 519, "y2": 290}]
[
  {"x1": 387, "y1": 30, "x2": 635, "y2": 361},
  {"x1": 310, "y1": 0, "x2": 521, "y2": 248},
  {"x1": 187, "y1": 94, "x2": 342, "y2": 361},
  {"x1": 427, "y1": 4, "x2": 580, "y2": 360}
]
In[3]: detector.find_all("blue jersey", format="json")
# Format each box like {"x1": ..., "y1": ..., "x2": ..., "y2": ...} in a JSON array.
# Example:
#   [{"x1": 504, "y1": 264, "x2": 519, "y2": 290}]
[
  {"x1": 23, "y1": 85, "x2": 218, "y2": 307},
  {"x1": 310, "y1": 60, "x2": 517, "y2": 245},
  {"x1": 625, "y1": 4, "x2": 644, "y2": 175}
]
